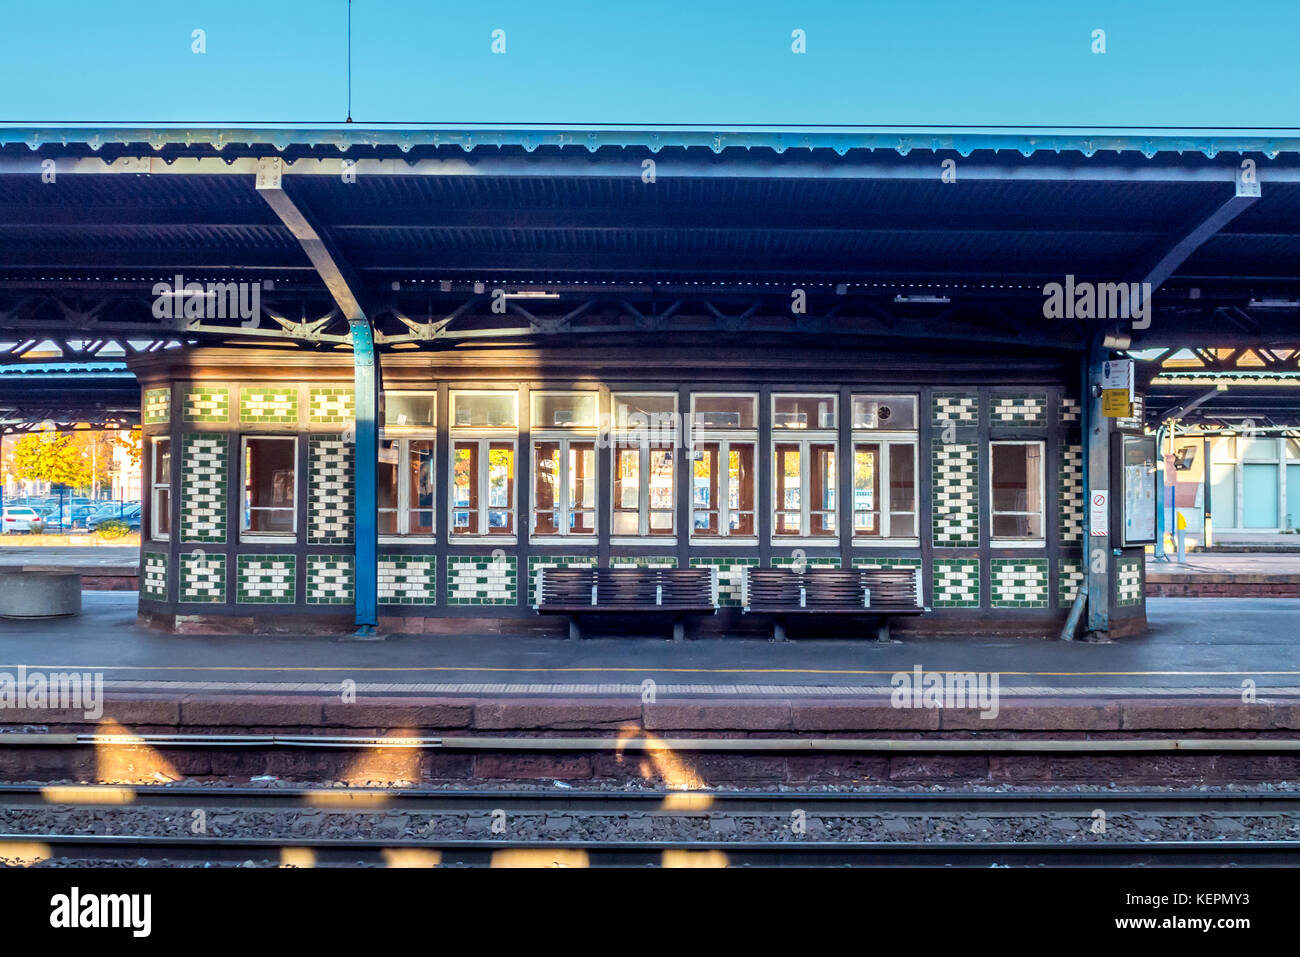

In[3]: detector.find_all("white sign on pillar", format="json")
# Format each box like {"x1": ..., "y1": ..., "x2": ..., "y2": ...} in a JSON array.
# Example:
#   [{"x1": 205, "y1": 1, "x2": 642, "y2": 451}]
[{"x1": 1089, "y1": 490, "x2": 1109, "y2": 537}]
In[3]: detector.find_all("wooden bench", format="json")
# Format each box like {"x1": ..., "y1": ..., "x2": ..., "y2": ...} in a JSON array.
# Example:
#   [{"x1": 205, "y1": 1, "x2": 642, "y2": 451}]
[
  {"x1": 742, "y1": 566, "x2": 926, "y2": 641},
  {"x1": 534, "y1": 567, "x2": 718, "y2": 640}
]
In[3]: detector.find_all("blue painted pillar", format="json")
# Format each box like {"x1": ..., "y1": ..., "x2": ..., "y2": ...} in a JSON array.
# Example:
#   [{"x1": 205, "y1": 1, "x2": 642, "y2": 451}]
[
  {"x1": 350, "y1": 318, "x2": 379, "y2": 634},
  {"x1": 1083, "y1": 339, "x2": 1112, "y2": 634}
]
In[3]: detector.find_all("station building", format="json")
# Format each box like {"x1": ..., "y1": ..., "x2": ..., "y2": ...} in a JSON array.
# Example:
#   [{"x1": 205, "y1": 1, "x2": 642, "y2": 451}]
[{"x1": 3, "y1": 126, "x2": 1299, "y2": 639}]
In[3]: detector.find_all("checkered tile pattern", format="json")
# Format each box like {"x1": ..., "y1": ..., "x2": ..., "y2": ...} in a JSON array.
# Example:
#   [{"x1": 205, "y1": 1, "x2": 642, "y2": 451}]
[
  {"x1": 1059, "y1": 444, "x2": 1084, "y2": 543},
  {"x1": 990, "y1": 558, "x2": 1049, "y2": 608},
  {"x1": 991, "y1": 393, "x2": 1046, "y2": 427},
  {"x1": 240, "y1": 387, "x2": 299, "y2": 424},
  {"x1": 690, "y1": 557, "x2": 759, "y2": 607},
  {"x1": 609, "y1": 556, "x2": 678, "y2": 569},
  {"x1": 181, "y1": 385, "x2": 229, "y2": 423},
  {"x1": 236, "y1": 554, "x2": 296, "y2": 604},
  {"x1": 1117, "y1": 557, "x2": 1143, "y2": 606},
  {"x1": 180, "y1": 434, "x2": 227, "y2": 543},
  {"x1": 143, "y1": 388, "x2": 171, "y2": 425},
  {"x1": 308, "y1": 436, "x2": 353, "y2": 545},
  {"x1": 932, "y1": 558, "x2": 980, "y2": 607},
  {"x1": 309, "y1": 387, "x2": 355, "y2": 424},
  {"x1": 528, "y1": 555, "x2": 597, "y2": 606},
  {"x1": 142, "y1": 551, "x2": 167, "y2": 600},
  {"x1": 447, "y1": 556, "x2": 516, "y2": 605},
  {"x1": 179, "y1": 552, "x2": 226, "y2": 603},
  {"x1": 1059, "y1": 396, "x2": 1081, "y2": 425},
  {"x1": 379, "y1": 554, "x2": 437, "y2": 605},
  {"x1": 932, "y1": 392, "x2": 979, "y2": 427},
  {"x1": 931, "y1": 443, "x2": 978, "y2": 547},
  {"x1": 1059, "y1": 558, "x2": 1085, "y2": 606},
  {"x1": 770, "y1": 556, "x2": 840, "y2": 570},
  {"x1": 851, "y1": 557, "x2": 922, "y2": 571},
  {"x1": 307, "y1": 554, "x2": 355, "y2": 605}
]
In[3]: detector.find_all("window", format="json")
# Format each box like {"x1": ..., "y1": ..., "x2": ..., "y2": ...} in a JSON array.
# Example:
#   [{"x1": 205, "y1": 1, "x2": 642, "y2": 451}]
[
  {"x1": 773, "y1": 394, "x2": 837, "y2": 431},
  {"x1": 379, "y1": 392, "x2": 436, "y2": 537},
  {"x1": 384, "y1": 391, "x2": 436, "y2": 431},
  {"x1": 450, "y1": 391, "x2": 516, "y2": 537},
  {"x1": 691, "y1": 393, "x2": 757, "y2": 430},
  {"x1": 379, "y1": 439, "x2": 436, "y2": 536},
  {"x1": 690, "y1": 393, "x2": 757, "y2": 539},
  {"x1": 693, "y1": 442, "x2": 756, "y2": 536},
  {"x1": 851, "y1": 394, "x2": 917, "y2": 431},
  {"x1": 990, "y1": 441, "x2": 1045, "y2": 541},
  {"x1": 377, "y1": 390, "x2": 436, "y2": 538},
  {"x1": 852, "y1": 394, "x2": 918, "y2": 540},
  {"x1": 151, "y1": 437, "x2": 171, "y2": 540},
  {"x1": 242, "y1": 436, "x2": 296, "y2": 537},
  {"x1": 772, "y1": 394, "x2": 837, "y2": 539},
  {"x1": 611, "y1": 393, "x2": 677, "y2": 538},
  {"x1": 532, "y1": 392, "x2": 598, "y2": 538}
]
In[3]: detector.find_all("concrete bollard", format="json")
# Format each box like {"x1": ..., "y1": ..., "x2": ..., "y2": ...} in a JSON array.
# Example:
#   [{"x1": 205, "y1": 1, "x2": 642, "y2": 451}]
[{"x1": 0, "y1": 572, "x2": 81, "y2": 617}]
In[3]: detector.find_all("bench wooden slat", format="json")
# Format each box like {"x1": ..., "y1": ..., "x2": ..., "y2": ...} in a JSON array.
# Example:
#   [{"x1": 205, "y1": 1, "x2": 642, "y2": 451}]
[{"x1": 743, "y1": 566, "x2": 926, "y2": 639}]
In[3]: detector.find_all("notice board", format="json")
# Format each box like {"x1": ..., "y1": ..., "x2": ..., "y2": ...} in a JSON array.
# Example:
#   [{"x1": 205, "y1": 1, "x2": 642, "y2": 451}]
[{"x1": 1122, "y1": 435, "x2": 1158, "y2": 545}]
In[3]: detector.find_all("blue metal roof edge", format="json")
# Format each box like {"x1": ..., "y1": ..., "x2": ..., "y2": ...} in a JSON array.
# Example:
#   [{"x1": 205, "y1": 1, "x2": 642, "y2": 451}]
[
  {"x1": 1, "y1": 126, "x2": 1299, "y2": 159},
  {"x1": 0, "y1": 361, "x2": 130, "y2": 377}
]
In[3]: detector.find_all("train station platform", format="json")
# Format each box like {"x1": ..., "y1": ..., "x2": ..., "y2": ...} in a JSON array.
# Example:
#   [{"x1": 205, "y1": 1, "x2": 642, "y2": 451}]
[
  {"x1": 1145, "y1": 553, "x2": 1300, "y2": 597},
  {"x1": 0, "y1": 545, "x2": 137, "y2": 590},
  {"x1": 0, "y1": 592, "x2": 1296, "y2": 703}
]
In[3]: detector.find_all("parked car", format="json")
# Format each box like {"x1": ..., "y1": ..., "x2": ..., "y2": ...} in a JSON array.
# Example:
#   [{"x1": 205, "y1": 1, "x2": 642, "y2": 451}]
[
  {"x1": 88, "y1": 503, "x2": 141, "y2": 532},
  {"x1": 1, "y1": 506, "x2": 45, "y2": 533}
]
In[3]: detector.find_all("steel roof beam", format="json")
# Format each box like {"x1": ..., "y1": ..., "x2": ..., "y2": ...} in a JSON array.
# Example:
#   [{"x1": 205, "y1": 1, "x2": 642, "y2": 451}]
[
  {"x1": 2, "y1": 154, "x2": 1300, "y2": 183},
  {"x1": 254, "y1": 157, "x2": 379, "y2": 635},
  {"x1": 1134, "y1": 189, "x2": 1260, "y2": 296}
]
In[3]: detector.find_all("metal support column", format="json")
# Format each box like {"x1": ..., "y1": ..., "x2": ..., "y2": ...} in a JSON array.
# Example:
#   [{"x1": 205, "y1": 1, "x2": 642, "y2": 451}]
[
  {"x1": 350, "y1": 318, "x2": 380, "y2": 634},
  {"x1": 256, "y1": 157, "x2": 380, "y2": 635},
  {"x1": 1083, "y1": 339, "x2": 1111, "y2": 635}
]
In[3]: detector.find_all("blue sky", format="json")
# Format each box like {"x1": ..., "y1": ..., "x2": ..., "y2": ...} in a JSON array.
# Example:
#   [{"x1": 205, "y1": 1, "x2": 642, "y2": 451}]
[{"x1": 0, "y1": 0, "x2": 1295, "y2": 129}]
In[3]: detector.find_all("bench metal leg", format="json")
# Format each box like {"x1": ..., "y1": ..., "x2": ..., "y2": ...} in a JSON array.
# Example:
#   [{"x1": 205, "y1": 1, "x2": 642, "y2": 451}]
[
  {"x1": 876, "y1": 619, "x2": 891, "y2": 643},
  {"x1": 672, "y1": 619, "x2": 685, "y2": 642},
  {"x1": 568, "y1": 617, "x2": 582, "y2": 640},
  {"x1": 772, "y1": 620, "x2": 787, "y2": 642}
]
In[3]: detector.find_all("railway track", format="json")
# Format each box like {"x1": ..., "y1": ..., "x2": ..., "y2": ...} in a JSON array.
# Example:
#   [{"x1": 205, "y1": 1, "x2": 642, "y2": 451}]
[{"x1": 2, "y1": 785, "x2": 1298, "y2": 866}]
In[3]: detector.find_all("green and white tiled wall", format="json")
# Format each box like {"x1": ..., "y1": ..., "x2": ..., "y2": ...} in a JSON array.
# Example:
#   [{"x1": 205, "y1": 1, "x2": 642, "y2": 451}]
[
  {"x1": 379, "y1": 555, "x2": 437, "y2": 605},
  {"x1": 179, "y1": 552, "x2": 226, "y2": 603},
  {"x1": 142, "y1": 551, "x2": 168, "y2": 600},
  {"x1": 308, "y1": 435, "x2": 354, "y2": 545},
  {"x1": 990, "y1": 558, "x2": 1049, "y2": 608},
  {"x1": 239, "y1": 387, "x2": 299, "y2": 425},
  {"x1": 236, "y1": 555, "x2": 296, "y2": 604},
  {"x1": 179, "y1": 434, "x2": 227, "y2": 543},
  {"x1": 143, "y1": 388, "x2": 171, "y2": 425},
  {"x1": 173, "y1": 382, "x2": 356, "y2": 429},
  {"x1": 307, "y1": 554, "x2": 355, "y2": 605},
  {"x1": 690, "y1": 557, "x2": 759, "y2": 607},
  {"x1": 447, "y1": 556, "x2": 517, "y2": 606},
  {"x1": 932, "y1": 558, "x2": 980, "y2": 608}
]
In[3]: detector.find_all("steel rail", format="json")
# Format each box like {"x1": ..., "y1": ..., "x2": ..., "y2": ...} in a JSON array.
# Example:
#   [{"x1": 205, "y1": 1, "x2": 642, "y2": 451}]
[
  {"x1": 3, "y1": 833, "x2": 1297, "y2": 868},
  {"x1": 7, "y1": 784, "x2": 1300, "y2": 815},
  {"x1": 6, "y1": 732, "x2": 1300, "y2": 752}
]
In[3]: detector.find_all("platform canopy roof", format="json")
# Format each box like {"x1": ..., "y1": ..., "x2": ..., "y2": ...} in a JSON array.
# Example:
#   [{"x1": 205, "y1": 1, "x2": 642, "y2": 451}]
[{"x1": 0, "y1": 125, "x2": 1298, "y2": 360}]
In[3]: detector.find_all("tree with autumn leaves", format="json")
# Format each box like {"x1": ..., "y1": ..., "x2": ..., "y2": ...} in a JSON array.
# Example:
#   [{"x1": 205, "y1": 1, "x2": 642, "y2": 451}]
[{"x1": 5, "y1": 430, "x2": 139, "y2": 492}]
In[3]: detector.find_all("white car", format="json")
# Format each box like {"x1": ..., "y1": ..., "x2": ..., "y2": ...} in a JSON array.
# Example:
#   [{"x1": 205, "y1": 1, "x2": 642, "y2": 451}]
[{"x1": 1, "y1": 506, "x2": 44, "y2": 533}]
